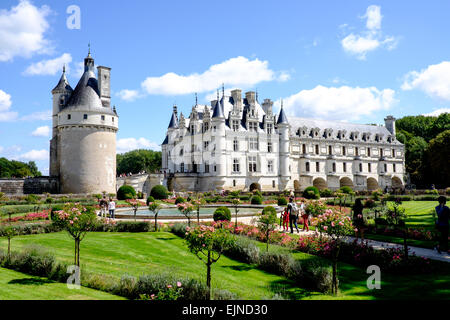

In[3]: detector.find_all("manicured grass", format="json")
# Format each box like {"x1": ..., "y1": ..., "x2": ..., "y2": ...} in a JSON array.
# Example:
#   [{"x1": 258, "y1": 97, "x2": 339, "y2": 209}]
[
  {"x1": 0, "y1": 267, "x2": 124, "y2": 300},
  {"x1": 0, "y1": 231, "x2": 308, "y2": 300}
]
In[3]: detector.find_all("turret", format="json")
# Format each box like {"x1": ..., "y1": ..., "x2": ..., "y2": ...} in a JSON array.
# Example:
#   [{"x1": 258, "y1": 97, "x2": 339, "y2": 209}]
[
  {"x1": 211, "y1": 92, "x2": 226, "y2": 178},
  {"x1": 277, "y1": 102, "x2": 290, "y2": 185}
]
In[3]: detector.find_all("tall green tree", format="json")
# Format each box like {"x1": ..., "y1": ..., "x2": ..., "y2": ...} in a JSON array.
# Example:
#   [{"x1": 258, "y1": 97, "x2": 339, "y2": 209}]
[
  {"x1": 116, "y1": 149, "x2": 161, "y2": 175},
  {"x1": 426, "y1": 130, "x2": 450, "y2": 187}
]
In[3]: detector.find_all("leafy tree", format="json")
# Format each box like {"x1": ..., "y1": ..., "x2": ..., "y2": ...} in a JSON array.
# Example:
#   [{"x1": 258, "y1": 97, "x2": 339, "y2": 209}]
[
  {"x1": 127, "y1": 198, "x2": 142, "y2": 221},
  {"x1": 191, "y1": 197, "x2": 205, "y2": 225},
  {"x1": 256, "y1": 206, "x2": 278, "y2": 252},
  {"x1": 148, "y1": 202, "x2": 162, "y2": 231},
  {"x1": 177, "y1": 202, "x2": 195, "y2": 227},
  {"x1": 3, "y1": 226, "x2": 16, "y2": 260},
  {"x1": 426, "y1": 130, "x2": 450, "y2": 187},
  {"x1": 185, "y1": 225, "x2": 233, "y2": 299},
  {"x1": 51, "y1": 203, "x2": 98, "y2": 267},
  {"x1": 116, "y1": 149, "x2": 162, "y2": 175},
  {"x1": 0, "y1": 158, "x2": 41, "y2": 178}
]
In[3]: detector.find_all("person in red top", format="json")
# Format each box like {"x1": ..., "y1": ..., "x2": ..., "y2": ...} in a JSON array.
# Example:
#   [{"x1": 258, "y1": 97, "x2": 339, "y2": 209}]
[{"x1": 282, "y1": 207, "x2": 290, "y2": 232}]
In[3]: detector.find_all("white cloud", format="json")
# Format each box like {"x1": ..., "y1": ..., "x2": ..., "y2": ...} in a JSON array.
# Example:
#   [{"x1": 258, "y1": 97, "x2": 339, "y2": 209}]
[
  {"x1": 402, "y1": 61, "x2": 450, "y2": 101},
  {"x1": 139, "y1": 56, "x2": 287, "y2": 96},
  {"x1": 19, "y1": 149, "x2": 49, "y2": 161},
  {"x1": 282, "y1": 85, "x2": 396, "y2": 121},
  {"x1": 32, "y1": 126, "x2": 50, "y2": 137},
  {"x1": 117, "y1": 138, "x2": 161, "y2": 154},
  {"x1": 0, "y1": 0, "x2": 52, "y2": 62},
  {"x1": 21, "y1": 110, "x2": 52, "y2": 121},
  {"x1": 0, "y1": 89, "x2": 18, "y2": 122},
  {"x1": 341, "y1": 5, "x2": 398, "y2": 60},
  {"x1": 24, "y1": 53, "x2": 72, "y2": 76},
  {"x1": 422, "y1": 108, "x2": 450, "y2": 117},
  {"x1": 117, "y1": 89, "x2": 141, "y2": 102}
]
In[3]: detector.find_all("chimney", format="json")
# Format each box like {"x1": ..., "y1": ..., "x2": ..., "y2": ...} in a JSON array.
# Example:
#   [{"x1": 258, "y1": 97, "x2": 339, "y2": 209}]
[
  {"x1": 245, "y1": 91, "x2": 256, "y2": 105},
  {"x1": 262, "y1": 98, "x2": 273, "y2": 115},
  {"x1": 97, "y1": 66, "x2": 111, "y2": 108},
  {"x1": 384, "y1": 115, "x2": 396, "y2": 135}
]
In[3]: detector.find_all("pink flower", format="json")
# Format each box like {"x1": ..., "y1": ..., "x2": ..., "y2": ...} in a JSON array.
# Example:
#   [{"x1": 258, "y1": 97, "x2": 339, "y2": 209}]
[
  {"x1": 177, "y1": 281, "x2": 182, "y2": 287},
  {"x1": 167, "y1": 284, "x2": 172, "y2": 288}
]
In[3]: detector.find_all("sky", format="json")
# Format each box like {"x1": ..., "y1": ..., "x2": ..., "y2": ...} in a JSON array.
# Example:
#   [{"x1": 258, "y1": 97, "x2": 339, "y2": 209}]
[{"x1": 1, "y1": 0, "x2": 450, "y2": 175}]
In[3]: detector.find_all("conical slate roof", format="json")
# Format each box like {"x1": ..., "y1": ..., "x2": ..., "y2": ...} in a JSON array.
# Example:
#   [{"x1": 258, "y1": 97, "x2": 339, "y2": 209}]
[
  {"x1": 168, "y1": 111, "x2": 178, "y2": 128},
  {"x1": 52, "y1": 70, "x2": 73, "y2": 94},
  {"x1": 277, "y1": 107, "x2": 289, "y2": 125},
  {"x1": 212, "y1": 98, "x2": 225, "y2": 118}
]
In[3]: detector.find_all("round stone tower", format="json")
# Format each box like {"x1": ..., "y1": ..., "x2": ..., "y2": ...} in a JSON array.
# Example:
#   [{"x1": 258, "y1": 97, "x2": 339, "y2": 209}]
[{"x1": 52, "y1": 50, "x2": 119, "y2": 194}]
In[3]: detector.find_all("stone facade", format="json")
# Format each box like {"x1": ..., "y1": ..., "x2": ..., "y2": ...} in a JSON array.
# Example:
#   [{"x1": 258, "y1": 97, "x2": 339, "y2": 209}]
[
  {"x1": 49, "y1": 52, "x2": 118, "y2": 194},
  {"x1": 162, "y1": 89, "x2": 405, "y2": 192},
  {"x1": 0, "y1": 177, "x2": 59, "y2": 195}
]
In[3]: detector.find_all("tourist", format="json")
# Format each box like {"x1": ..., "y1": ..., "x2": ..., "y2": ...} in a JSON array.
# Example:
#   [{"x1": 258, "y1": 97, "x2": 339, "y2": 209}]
[
  {"x1": 289, "y1": 190, "x2": 295, "y2": 199},
  {"x1": 99, "y1": 196, "x2": 108, "y2": 218},
  {"x1": 108, "y1": 197, "x2": 116, "y2": 219},
  {"x1": 300, "y1": 200, "x2": 310, "y2": 232},
  {"x1": 434, "y1": 196, "x2": 450, "y2": 254},
  {"x1": 352, "y1": 198, "x2": 365, "y2": 241},
  {"x1": 281, "y1": 207, "x2": 289, "y2": 232},
  {"x1": 288, "y1": 197, "x2": 299, "y2": 233}
]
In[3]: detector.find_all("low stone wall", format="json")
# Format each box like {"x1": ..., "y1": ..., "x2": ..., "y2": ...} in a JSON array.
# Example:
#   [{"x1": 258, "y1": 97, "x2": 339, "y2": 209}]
[
  {"x1": 116, "y1": 173, "x2": 165, "y2": 196},
  {"x1": 0, "y1": 177, "x2": 59, "y2": 195}
]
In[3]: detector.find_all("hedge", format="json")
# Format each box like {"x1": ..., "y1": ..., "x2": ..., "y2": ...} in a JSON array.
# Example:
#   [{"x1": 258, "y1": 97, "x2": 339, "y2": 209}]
[
  {"x1": 117, "y1": 185, "x2": 136, "y2": 200},
  {"x1": 150, "y1": 185, "x2": 168, "y2": 200}
]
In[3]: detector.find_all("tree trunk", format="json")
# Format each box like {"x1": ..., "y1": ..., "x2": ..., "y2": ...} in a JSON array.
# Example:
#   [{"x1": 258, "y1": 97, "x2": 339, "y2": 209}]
[
  {"x1": 266, "y1": 230, "x2": 269, "y2": 252},
  {"x1": 74, "y1": 239, "x2": 77, "y2": 266},
  {"x1": 332, "y1": 242, "x2": 341, "y2": 295},
  {"x1": 197, "y1": 208, "x2": 200, "y2": 225},
  {"x1": 134, "y1": 209, "x2": 137, "y2": 222},
  {"x1": 7, "y1": 237, "x2": 11, "y2": 260},
  {"x1": 206, "y1": 251, "x2": 212, "y2": 300},
  {"x1": 187, "y1": 217, "x2": 191, "y2": 227},
  {"x1": 155, "y1": 215, "x2": 158, "y2": 232}
]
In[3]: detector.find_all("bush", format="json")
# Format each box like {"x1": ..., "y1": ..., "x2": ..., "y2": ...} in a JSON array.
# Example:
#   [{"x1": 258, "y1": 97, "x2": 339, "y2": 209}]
[
  {"x1": 25, "y1": 194, "x2": 40, "y2": 204},
  {"x1": 446, "y1": 187, "x2": 450, "y2": 195},
  {"x1": 1, "y1": 245, "x2": 55, "y2": 278},
  {"x1": 290, "y1": 260, "x2": 333, "y2": 294},
  {"x1": 213, "y1": 207, "x2": 231, "y2": 221},
  {"x1": 262, "y1": 206, "x2": 277, "y2": 216},
  {"x1": 229, "y1": 190, "x2": 241, "y2": 198},
  {"x1": 425, "y1": 189, "x2": 439, "y2": 195},
  {"x1": 339, "y1": 186, "x2": 354, "y2": 194},
  {"x1": 213, "y1": 289, "x2": 237, "y2": 300},
  {"x1": 117, "y1": 185, "x2": 136, "y2": 200},
  {"x1": 175, "y1": 197, "x2": 186, "y2": 204},
  {"x1": 319, "y1": 188, "x2": 333, "y2": 198},
  {"x1": 45, "y1": 197, "x2": 53, "y2": 204},
  {"x1": 114, "y1": 221, "x2": 151, "y2": 233},
  {"x1": 169, "y1": 223, "x2": 188, "y2": 238},
  {"x1": 252, "y1": 190, "x2": 262, "y2": 197},
  {"x1": 150, "y1": 185, "x2": 168, "y2": 200},
  {"x1": 277, "y1": 197, "x2": 288, "y2": 206},
  {"x1": 375, "y1": 217, "x2": 388, "y2": 225},
  {"x1": 239, "y1": 195, "x2": 250, "y2": 201},
  {"x1": 251, "y1": 195, "x2": 263, "y2": 205},
  {"x1": 223, "y1": 235, "x2": 260, "y2": 264},
  {"x1": 364, "y1": 199, "x2": 376, "y2": 208},
  {"x1": 137, "y1": 191, "x2": 144, "y2": 199},
  {"x1": 146, "y1": 196, "x2": 155, "y2": 205},
  {"x1": 257, "y1": 252, "x2": 294, "y2": 275},
  {"x1": 303, "y1": 186, "x2": 320, "y2": 199}
]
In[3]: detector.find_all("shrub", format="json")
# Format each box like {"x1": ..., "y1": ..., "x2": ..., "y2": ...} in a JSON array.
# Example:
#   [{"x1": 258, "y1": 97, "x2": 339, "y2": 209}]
[
  {"x1": 150, "y1": 185, "x2": 168, "y2": 200},
  {"x1": 146, "y1": 196, "x2": 155, "y2": 205},
  {"x1": 213, "y1": 207, "x2": 231, "y2": 222},
  {"x1": 117, "y1": 185, "x2": 136, "y2": 200},
  {"x1": 262, "y1": 206, "x2": 277, "y2": 215},
  {"x1": 364, "y1": 199, "x2": 376, "y2": 208},
  {"x1": 137, "y1": 191, "x2": 144, "y2": 199},
  {"x1": 223, "y1": 235, "x2": 260, "y2": 264},
  {"x1": 169, "y1": 223, "x2": 188, "y2": 238},
  {"x1": 258, "y1": 251, "x2": 294, "y2": 275},
  {"x1": 25, "y1": 194, "x2": 40, "y2": 204},
  {"x1": 425, "y1": 189, "x2": 439, "y2": 195},
  {"x1": 374, "y1": 217, "x2": 388, "y2": 225},
  {"x1": 277, "y1": 197, "x2": 288, "y2": 206},
  {"x1": 213, "y1": 289, "x2": 237, "y2": 300},
  {"x1": 45, "y1": 197, "x2": 53, "y2": 204},
  {"x1": 239, "y1": 195, "x2": 250, "y2": 201},
  {"x1": 251, "y1": 195, "x2": 263, "y2": 205},
  {"x1": 290, "y1": 260, "x2": 333, "y2": 294},
  {"x1": 175, "y1": 197, "x2": 186, "y2": 205},
  {"x1": 114, "y1": 221, "x2": 151, "y2": 233},
  {"x1": 446, "y1": 187, "x2": 450, "y2": 195},
  {"x1": 92, "y1": 194, "x2": 103, "y2": 200},
  {"x1": 303, "y1": 186, "x2": 320, "y2": 199},
  {"x1": 252, "y1": 190, "x2": 262, "y2": 197},
  {"x1": 2, "y1": 245, "x2": 55, "y2": 278},
  {"x1": 319, "y1": 188, "x2": 334, "y2": 198},
  {"x1": 339, "y1": 186, "x2": 354, "y2": 194},
  {"x1": 229, "y1": 191, "x2": 241, "y2": 198}
]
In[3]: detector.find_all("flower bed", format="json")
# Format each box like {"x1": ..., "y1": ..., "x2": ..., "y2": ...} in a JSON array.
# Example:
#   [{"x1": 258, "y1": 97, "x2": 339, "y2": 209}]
[{"x1": 1, "y1": 210, "x2": 49, "y2": 223}]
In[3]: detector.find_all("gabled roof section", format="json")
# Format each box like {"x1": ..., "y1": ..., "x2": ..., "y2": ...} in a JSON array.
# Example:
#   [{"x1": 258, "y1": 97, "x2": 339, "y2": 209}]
[{"x1": 52, "y1": 69, "x2": 73, "y2": 94}]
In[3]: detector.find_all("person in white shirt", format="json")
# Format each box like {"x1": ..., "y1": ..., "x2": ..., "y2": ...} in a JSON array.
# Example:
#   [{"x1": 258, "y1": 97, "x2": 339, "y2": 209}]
[{"x1": 108, "y1": 198, "x2": 116, "y2": 219}]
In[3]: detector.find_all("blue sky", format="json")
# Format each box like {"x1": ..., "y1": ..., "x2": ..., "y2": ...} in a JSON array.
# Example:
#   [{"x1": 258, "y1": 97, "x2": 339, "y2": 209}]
[{"x1": 1, "y1": 0, "x2": 450, "y2": 175}]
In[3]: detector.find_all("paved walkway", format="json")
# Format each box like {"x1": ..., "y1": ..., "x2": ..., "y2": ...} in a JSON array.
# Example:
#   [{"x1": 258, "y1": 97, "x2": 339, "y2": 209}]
[{"x1": 118, "y1": 215, "x2": 450, "y2": 263}]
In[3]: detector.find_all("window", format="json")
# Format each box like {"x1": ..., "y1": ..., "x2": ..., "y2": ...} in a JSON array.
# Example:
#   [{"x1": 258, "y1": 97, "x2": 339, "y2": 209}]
[
  {"x1": 248, "y1": 156, "x2": 257, "y2": 172},
  {"x1": 392, "y1": 149, "x2": 395, "y2": 158},
  {"x1": 343, "y1": 162, "x2": 347, "y2": 173},
  {"x1": 191, "y1": 144, "x2": 195, "y2": 153},
  {"x1": 180, "y1": 148, "x2": 184, "y2": 156},
  {"x1": 332, "y1": 163, "x2": 336, "y2": 172},
  {"x1": 84, "y1": 114, "x2": 88, "y2": 120},
  {"x1": 368, "y1": 163, "x2": 372, "y2": 173},
  {"x1": 180, "y1": 163, "x2": 185, "y2": 173},
  {"x1": 232, "y1": 120, "x2": 239, "y2": 132},
  {"x1": 67, "y1": 114, "x2": 71, "y2": 120},
  {"x1": 205, "y1": 164, "x2": 209, "y2": 173},
  {"x1": 249, "y1": 122, "x2": 258, "y2": 132},
  {"x1": 328, "y1": 146, "x2": 333, "y2": 155},
  {"x1": 268, "y1": 160, "x2": 274, "y2": 173},
  {"x1": 306, "y1": 162, "x2": 310, "y2": 172},
  {"x1": 233, "y1": 180, "x2": 236, "y2": 187},
  {"x1": 249, "y1": 138, "x2": 258, "y2": 150},
  {"x1": 267, "y1": 123, "x2": 273, "y2": 134},
  {"x1": 101, "y1": 115, "x2": 105, "y2": 121},
  {"x1": 112, "y1": 117, "x2": 114, "y2": 123},
  {"x1": 342, "y1": 146, "x2": 346, "y2": 156},
  {"x1": 233, "y1": 159, "x2": 240, "y2": 173},
  {"x1": 315, "y1": 145, "x2": 319, "y2": 155},
  {"x1": 316, "y1": 162, "x2": 320, "y2": 172},
  {"x1": 302, "y1": 144, "x2": 306, "y2": 154},
  {"x1": 355, "y1": 147, "x2": 359, "y2": 156},
  {"x1": 214, "y1": 165, "x2": 217, "y2": 172},
  {"x1": 267, "y1": 141, "x2": 272, "y2": 153},
  {"x1": 359, "y1": 163, "x2": 363, "y2": 172},
  {"x1": 191, "y1": 125, "x2": 195, "y2": 135},
  {"x1": 272, "y1": 180, "x2": 276, "y2": 188},
  {"x1": 204, "y1": 141, "x2": 209, "y2": 150},
  {"x1": 384, "y1": 163, "x2": 387, "y2": 172},
  {"x1": 367, "y1": 148, "x2": 371, "y2": 157},
  {"x1": 393, "y1": 163, "x2": 396, "y2": 173},
  {"x1": 203, "y1": 122, "x2": 209, "y2": 132},
  {"x1": 233, "y1": 139, "x2": 238, "y2": 151},
  {"x1": 380, "y1": 148, "x2": 384, "y2": 157}
]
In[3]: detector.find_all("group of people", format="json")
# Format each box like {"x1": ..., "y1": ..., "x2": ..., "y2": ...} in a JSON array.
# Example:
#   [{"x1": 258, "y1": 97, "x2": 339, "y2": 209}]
[
  {"x1": 280, "y1": 197, "x2": 310, "y2": 233},
  {"x1": 98, "y1": 197, "x2": 116, "y2": 219}
]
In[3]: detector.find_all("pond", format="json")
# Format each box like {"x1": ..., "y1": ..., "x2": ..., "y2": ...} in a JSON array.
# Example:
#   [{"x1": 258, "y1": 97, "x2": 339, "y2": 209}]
[{"x1": 117, "y1": 207, "x2": 264, "y2": 218}]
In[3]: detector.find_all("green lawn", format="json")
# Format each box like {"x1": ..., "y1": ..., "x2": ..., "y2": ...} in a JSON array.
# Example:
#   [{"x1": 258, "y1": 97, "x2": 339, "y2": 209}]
[
  {"x1": 1, "y1": 231, "x2": 449, "y2": 300},
  {"x1": 0, "y1": 267, "x2": 124, "y2": 300}
]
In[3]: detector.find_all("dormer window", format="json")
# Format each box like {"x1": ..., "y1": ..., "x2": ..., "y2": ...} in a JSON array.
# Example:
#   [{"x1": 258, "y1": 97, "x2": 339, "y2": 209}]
[
  {"x1": 101, "y1": 115, "x2": 105, "y2": 121},
  {"x1": 249, "y1": 122, "x2": 258, "y2": 132},
  {"x1": 267, "y1": 123, "x2": 273, "y2": 134},
  {"x1": 67, "y1": 114, "x2": 71, "y2": 120},
  {"x1": 232, "y1": 120, "x2": 239, "y2": 132}
]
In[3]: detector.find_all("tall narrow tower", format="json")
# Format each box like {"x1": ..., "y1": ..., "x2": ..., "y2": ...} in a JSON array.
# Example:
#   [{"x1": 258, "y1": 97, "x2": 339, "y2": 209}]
[
  {"x1": 277, "y1": 103, "x2": 290, "y2": 190},
  {"x1": 53, "y1": 50, "x2": 119, "y2": 194}
]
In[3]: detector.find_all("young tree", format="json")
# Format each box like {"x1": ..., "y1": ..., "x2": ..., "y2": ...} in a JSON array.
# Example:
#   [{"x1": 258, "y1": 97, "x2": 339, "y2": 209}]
[
  {"x1": 185, "y1": 225, "x2": 233, "y2": 299},
  {"x1": 3, "y1": 226, "x2": 16, "y2": 260},
  {"x1": 313, "y1": 209, "x2": 355, "y2": 295},
  {"x1": 51, "y1": 203, "x2": 97, "y2": 267},
  {"x1": 256, "y1": 206, "x2": 278, "y2": 252},
  {"x1": 191, "y1": 197, "x2": 205, "y2": 225},
  {"x1": 385, "y1": 201, "x2": 408, "y2": 258},
  {"x1": 148, "y1": 202, "x2": 161, "y2": 231},
  {"x1": 177, "y1": 202, "x2": 195, "y2": 227},
  {"x1": 127, "y1": 198, "x2": 141, "y2": 221},
  {"x1": 232, "y1": 198, "x2": 241, "y2": 230}
]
